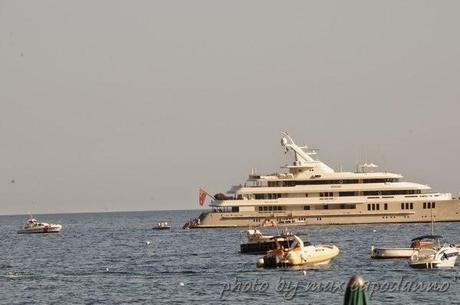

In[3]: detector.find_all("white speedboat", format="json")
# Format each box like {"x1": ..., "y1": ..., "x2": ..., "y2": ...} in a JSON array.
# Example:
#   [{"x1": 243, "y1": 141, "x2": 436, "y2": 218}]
[
  {"x1": 409, "y1": 245, "x2": 459, "y2": 269},
  {"x1": 256, "y1": 235, "x2": 339, "y2": 267},
  {"x1": 371, "y1": 235, "x2": 440, "y2": 259},
  {"x1": 17, "y1": 216, "x2": 62, "y2": 234}
]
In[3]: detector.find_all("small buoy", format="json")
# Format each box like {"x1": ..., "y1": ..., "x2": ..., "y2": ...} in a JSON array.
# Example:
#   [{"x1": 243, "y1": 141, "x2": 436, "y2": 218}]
[
  {"x1": 373, "y1": 230, "x2": 376, "y2": 233},
  {"x1": 179, "y1": 282, "x2": 184, "y2": 286},
  {"x1": 302, "y1": 270, "x2": 307, "y2": 276},
  {"x1": 106, "y1": 268, "x2": 109, "y2": 272},
  {"x1": 145, "y1": 241, "x2": 151, "y2": 245}
]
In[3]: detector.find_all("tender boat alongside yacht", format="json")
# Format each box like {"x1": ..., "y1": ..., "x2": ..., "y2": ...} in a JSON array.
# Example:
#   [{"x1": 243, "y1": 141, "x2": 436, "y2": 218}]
[
  {"x1": 256, "y1": 235, "x2": 339, "y2": 268},
  {"x1": 17, "y1": 216, "x2": 62, "y2": 234}
]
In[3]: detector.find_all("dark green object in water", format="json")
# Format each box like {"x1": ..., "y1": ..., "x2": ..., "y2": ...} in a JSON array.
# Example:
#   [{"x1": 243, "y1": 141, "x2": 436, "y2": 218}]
[{"x1": 344, "y1": 287, "x2": 369, "y2": 305}]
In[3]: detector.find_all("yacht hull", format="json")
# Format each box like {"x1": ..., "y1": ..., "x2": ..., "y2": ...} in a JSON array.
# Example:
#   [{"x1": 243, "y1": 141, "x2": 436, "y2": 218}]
[{"x1": 191, "y1": 199, "x2": 460, "y2": 228}]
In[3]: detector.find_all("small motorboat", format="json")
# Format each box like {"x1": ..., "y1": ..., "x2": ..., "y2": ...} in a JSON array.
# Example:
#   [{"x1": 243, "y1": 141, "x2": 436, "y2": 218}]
[
  {"x1": 240, "y1": 228, "x2": 309, "y2": 254},
  {"x1": 409, "y1": 245, "x2": 459, "y2": 269},
  {"x1": 17, "y1": 216, "x2": 62, "y2": 234},
  {"x1": 182, "y1": 217, "x2": 200, "y2": 230},
  {"x1": 371, "y1": 235, "x2": 441, "y2": 259},
  {"x1": 153, "y1": 221, "x2": 171, "y2": 230},
  {"x1": 256, "y1": 235, "x2": 339, "y2": 268}
]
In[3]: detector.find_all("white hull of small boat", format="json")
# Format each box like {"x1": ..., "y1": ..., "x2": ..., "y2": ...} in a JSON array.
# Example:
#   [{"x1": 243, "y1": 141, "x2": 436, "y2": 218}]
[
  {"x1": 371, "y1": 247, "x2": 416, "y2": 259},
  {"x1": 409, "y1": 247, "x2": 459, "y2": 269},
  {"x1": 153, "y1": 221, "x2": 171, "y2": 230},
  {"x1": 286, "y1": 244, "x2": 340, "y2": 266},
  {"x1": 17, "y1": 224, "x2": 62, "y2": 234}
]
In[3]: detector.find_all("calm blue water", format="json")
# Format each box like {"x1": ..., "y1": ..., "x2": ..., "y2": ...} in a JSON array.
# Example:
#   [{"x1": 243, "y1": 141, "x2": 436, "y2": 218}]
[{"x1": 0, "y1": 210, "x2": 458, "y2": 305}]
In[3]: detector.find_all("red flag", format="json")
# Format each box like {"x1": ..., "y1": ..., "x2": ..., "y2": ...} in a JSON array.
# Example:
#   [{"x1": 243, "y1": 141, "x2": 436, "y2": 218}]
[{"x1": 199, "y1": 188, "x2": 207, "y2": 206}]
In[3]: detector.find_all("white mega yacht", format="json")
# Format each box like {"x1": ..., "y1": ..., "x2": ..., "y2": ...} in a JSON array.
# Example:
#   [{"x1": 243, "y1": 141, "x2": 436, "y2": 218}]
[{"x1": 188, "y1": 132, "x2": 460, "y2": 228}]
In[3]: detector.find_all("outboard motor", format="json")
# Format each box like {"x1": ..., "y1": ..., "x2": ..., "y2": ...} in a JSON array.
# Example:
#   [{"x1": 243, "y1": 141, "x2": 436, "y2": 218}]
[{"x1": 257, "y1": 254, "x2": 282, "y2": 268}]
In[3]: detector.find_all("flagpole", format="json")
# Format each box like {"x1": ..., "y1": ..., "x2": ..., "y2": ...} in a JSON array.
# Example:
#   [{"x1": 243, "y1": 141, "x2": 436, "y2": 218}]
[
  {"x1": 201, "y1": 188, "x2": 215, "y2": 200},
  {"x1": 206, "y1": 191, "x2": 215, "y2": 200}
]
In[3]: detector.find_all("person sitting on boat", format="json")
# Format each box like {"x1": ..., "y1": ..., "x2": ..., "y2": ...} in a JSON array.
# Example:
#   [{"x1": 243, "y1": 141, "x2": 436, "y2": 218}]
[
  {"x1": 253, "y1": 230, "x2": 262, "y2": 239},
  {"x1": 281, "y1": 228, "x2": 290, "y2": 236}
]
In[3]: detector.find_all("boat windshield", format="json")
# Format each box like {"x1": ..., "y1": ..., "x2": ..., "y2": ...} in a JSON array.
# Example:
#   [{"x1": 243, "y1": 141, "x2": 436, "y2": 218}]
[{"x1": 287, "y1": 235, "x2": 304, "y2": 251}]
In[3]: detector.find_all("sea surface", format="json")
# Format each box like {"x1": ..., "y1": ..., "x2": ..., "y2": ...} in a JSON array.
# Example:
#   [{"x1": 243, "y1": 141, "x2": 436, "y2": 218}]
[{"x1": 0, "y1": 210, "x2": 458, "y2": 305}]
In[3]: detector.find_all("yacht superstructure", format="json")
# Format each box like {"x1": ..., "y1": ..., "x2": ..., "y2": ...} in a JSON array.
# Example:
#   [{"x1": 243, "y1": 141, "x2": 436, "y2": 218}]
[{"x1": 191, "y1": 132, "x2": 460, "y2": 228}]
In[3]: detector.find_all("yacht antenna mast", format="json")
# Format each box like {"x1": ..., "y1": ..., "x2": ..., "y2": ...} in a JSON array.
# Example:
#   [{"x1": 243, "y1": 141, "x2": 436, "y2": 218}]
[
  {"x1": 280, "y1": 131, "x2": 315, "y2": 163},
  {"x1": 280, "y1": 131, "x2": 335, "y2": 173}
]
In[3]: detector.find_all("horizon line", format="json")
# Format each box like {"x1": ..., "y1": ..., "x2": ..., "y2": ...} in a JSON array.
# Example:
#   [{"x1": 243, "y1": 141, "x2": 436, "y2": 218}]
[{"x1": 0, "y1": 207, "x2": 209, "y2": 217}]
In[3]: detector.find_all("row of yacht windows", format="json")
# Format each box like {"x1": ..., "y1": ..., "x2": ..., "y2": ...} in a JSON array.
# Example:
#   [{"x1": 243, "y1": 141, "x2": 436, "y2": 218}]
[
  {"x1": 423, "y1": 202, "x2": 436, "y2": 209},
  {"x1": 258, "y1": 206, "x2": 284, "y2": 212},
  {"x1": 251, "y1": 189, "x2": 421, "y2": 199},
  {"x1": 401, "y1": 202, "x2": 414, "y2": 210},
  {"x1": 367, "y1": 203, "x2": 389, "y2": 211},
  {"x1": 212, "y1": 206, "x2": 240, "y2": 212},
  {"x1": 257, "y1": 204, "x2": 358, "y2": 212},
  {"x1": 400, "y1": 202, "x2": 437, "y2": 210},
  {"x1": 364, "y1": 190, "x2": 421, "y2": 195},
  {"x1": 255, "y1": 201, "x2": 438, "y2": 213},
  {"x1": 255, "y1": 193, "x2": 282, "y2": 200},
  {"x1": 304, "y1": 204, "x2": 356, "y2": 210},
  {"x1": 267, "y1": 178, "x2": 399, "y2": 187},
  {"x1": 365, "y1": 202, "x2": 437, "y2": 211}
]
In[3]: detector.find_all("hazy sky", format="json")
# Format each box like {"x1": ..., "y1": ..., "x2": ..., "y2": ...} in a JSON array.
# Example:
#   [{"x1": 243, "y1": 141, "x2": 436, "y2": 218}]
[{"x1": 1, "y1": 1, "x2": 460, "y2": 214}]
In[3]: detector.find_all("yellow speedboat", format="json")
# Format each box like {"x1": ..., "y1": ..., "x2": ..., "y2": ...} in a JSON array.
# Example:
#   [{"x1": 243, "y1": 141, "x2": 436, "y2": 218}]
[{"x1": 256, "y1": 235, "x2": 339, "y2": 268}]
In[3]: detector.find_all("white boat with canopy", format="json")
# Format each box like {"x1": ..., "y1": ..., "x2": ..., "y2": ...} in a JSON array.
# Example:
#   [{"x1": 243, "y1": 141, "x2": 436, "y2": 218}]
[
  {"x1": 409, "y1": 245, "x2": 459, "y2": 269},
  {"x1": 371, "y1": 235, "x2": 442, "y2": 259},
  {"x1": 17, "y1": 216, "x2": 62, "y2": 234}
]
